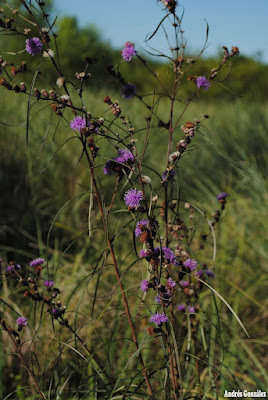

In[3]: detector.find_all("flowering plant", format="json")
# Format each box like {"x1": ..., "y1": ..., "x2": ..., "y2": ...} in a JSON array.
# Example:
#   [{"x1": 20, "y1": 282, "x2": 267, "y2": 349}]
[{"x1": 0, "y1": 1, "x2": 248, "y2": 399}]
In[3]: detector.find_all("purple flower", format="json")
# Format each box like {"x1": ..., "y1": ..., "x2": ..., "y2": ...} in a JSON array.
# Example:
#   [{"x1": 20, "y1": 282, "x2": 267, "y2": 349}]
[
  {"x1": 121, "y1": 82, "x2": 136, "y2": 99},
  {"x1": 25, "y1": 37, "x2": 43, "y2": 55},
  {"x1": 6, "y1": 265, "x2": 15, "y2": 272},
  {"x1": 162, "y1": 169, "x2": 176, "y2": 181},
  {"x1": 115, "y1": 150, "x2": 134, "y2": 163},
  {"x1": 124, "y1": 188, "x2": 144, "y2": 208},
  {"x1": 196, "y1": 76, "x2": 210, "y2": 90},
  {"x1": 150, "y1": 312, "x2": 168, "y2": 326},
  {"x1": 139, "y1": 248, "x2": 151, "y2": 258},
  {"x1": 140, "y1": 279, "x2": 149, "y2": 293},
  {"x1": 135, "y1": 219, "x2": 149, "y2": 237},
  {"x1": 179, "y1": 280, "x2": 189, "y2": 287},
  {"x1": 155, "y1": 294, "x2": 161, "y2": 304},
  {"x1": 16, "y1": 264, "x2": 21, "y2": 269},
  {"x1": 166, "y1": 277, "x2": 177, "y2": 289},
  {"x1": 103, "y1": 150, "x2": 134, "y2": 176},
  {"x1": 44, "y1": 280, "x2": 54, "y2": 288},
  {"x1": 30, "y1": 258, "x2": 44, "y2": 267},
  {"x1": 188, "y1": 306, "x2": 195, "y2": 313},
  {"x1": 162, "y1": 247, "x2": 179, "y2": 266},
  {"x1": 177, "y1": 304, "x2": 186, "y2": 312},
  {"x1": 122, "y1": 42, "x2": 137, "y2": 62},
  {"x1": 184, "y1": 258, "x2": 197, "y2": 271},
  {"x1": 205, "y1": 269, "x2": 215, "y2": 278},
  {"x1": 216, "y1": 192, "x2": 228, "y2": 200},
  {"x1": 70, "y1": 116, "x2": 86, "y2": 132},
  {"x1": 195, "y1": 270, "x2": 203, "y2": 278},
  {"x1": 16, "y1": 316, "x2": 28, "y2": 327}
]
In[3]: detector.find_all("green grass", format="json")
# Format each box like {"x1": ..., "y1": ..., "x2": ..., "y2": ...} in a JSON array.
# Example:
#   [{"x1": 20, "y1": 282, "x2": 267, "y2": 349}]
[{"x1": 0, "y1": 90, "x2": 267, "y2": 399}]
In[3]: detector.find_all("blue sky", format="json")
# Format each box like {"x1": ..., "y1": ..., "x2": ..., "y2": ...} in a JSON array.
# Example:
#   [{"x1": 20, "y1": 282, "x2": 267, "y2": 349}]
[{"x1": 55, "y1": 0, "x2": 268, "y2": 62}]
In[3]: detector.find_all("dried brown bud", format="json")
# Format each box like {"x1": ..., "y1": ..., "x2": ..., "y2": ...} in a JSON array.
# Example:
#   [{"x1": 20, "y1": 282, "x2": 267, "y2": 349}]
[{"x1": 34, "y1": 88, "x2": 41, "y2": 99}]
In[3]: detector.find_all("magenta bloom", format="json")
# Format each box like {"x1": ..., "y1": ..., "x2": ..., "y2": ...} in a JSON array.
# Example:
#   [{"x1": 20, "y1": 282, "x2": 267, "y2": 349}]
[
  {"x1": 121, "y1": 82, "x2": 136, "y2": 99},
  {"x1": 135, "y1": 219, "x2": 149, "y2": 237},
  {"x1": 179, "y1": 280, "x2": 189, "y2": 287},
  {"x1": 140, "y1": 279, "x2": 149, "y2": 293},
  {"x1": 188, "y1": 306, "x2": 195, "y2": 313},
  {"x1": 25, "y1": 37, "x2": 43, "y2": 55},
  {"x1": 196, "y1": 76, "x2": 210, "y2": 90},
  {"x1": 177, "y1": 304, "x2": 186, "y2": 312},
  {"x1": 44, "y1": 280, "x2": 54, "y2": 288},
  {"x1": 103, "y1": 150, "x2": 134, "y2": 176},
  {"x1": 124, "y1": 188, "x2": 144, "y2": 208},
  {"x1": 205, "y1": 269, "x2": 215, "y2": 278},
  {"x1": 150, "y1": 312, "x2": 168, "y2": 326},
  {"x1": 166, "y1": 277, "x2": 177, "y2": 289},
  {"x1": 139, "y1": 248, "x2": 151, "y2": 258},
  {"x1": 16, "y1": 316, "x2": 28, "y2": 327},
  {"x1": 184, "y1": 258, "x2": 197, "y2": 271},
  {"x1": 70, "y1": 116, "x2": 86, "y2": 132},
  {"x1": 155, "y1": 294, "x2": 161, "y2": 304},
  {"x1": 217, "y1": 192, "x2": 228, "y2": 200},
  {"x1": 30, "y1": 258, "x2": 44, "y2": 267},
  {"x1": 122, "y1": 42, "x2": 137, "y2": 62},
  {"x1": 156, "y1": 246, "x2": 179, "y2": 266},
  {"x1": 116, "y1": 150, "x2": 134, "y2": 163}
]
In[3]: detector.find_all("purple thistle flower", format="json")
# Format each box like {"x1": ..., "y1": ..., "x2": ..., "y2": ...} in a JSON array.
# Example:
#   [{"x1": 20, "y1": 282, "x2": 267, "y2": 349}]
[
  {"x1": 16, "y1": 264, "x2": 21, "y2": 269},
  {"x1": 140, "y1": 279, "x2": 149, "y2": 293},
  {"x1": 135, "y1": 219, "x2": 149, "y2": 237},
  {"x1": 188, "y1": 306, "x2": 195, "y2": 313},
  {"x1": 184, "y1": 258, "x2": 198, "y2": 271},
  {"x1": 121, "y1": 82, "x2": 136, "y2": 99},
  {"x1": 162, "y1": 169, "x2": 176, "y2": 181},
  {"x1": 166, "y1": 277, "x2": 177, "y2": 289},
  {"x1": 6, "y1": 265, "x2": 15, "y2": 272},
  {"x1": 103, "y1": 160, "x2": 114, "y2": 175},
  {"x1": 25, "y1": 37, "x2": 43, "y2": 55},
  {"x1": 122, "y1": 42, "x2": 137, "y2": 62},
  {"x1": 70, "y1": 116, "x2": 86, "y2": 132},
  {"x1": 124, "y1": 188, "x2": 144, "y2": 208},
  {"x1": 44, "y1": 280, "x2": 54, "y2": 288},
  {"x1": 16, "y1": 316, "x2": 28, "y2": 327},
  {"x1": 162, "y1": 247, "x2": 179, "y2": 266},
  {"x1": 195, "y1": 270, "x2": 203, "y2": 278},
  {"x1": 179, "y1": 280, "x2": 189, "y2": 287},
  {"x1": 30, "y1": 258, "x2": 44, "y2": 267},
  {"x1": 150, "y1": 312, "x2": 168, "y2": 326},
  {"x1": 139, "y1": 248, "x2": 151, "y2": 258},
  {"x1": 155, "y1": 294, "x2": 161, "y2": 304},
  {"x1": 196, "y1": 76, "x2": 210, "y2": 90},
  {"x1": 115, "y1": 150, "x2": 134, "y2": 163},
  {"x1": 177, "y1": 304, "x2": 186, "y2": 312},
  {"x1": 216, "y1": 192, "x2": 228, "y2": 200},
  {"x1": 205, "y1": 269, "x2": 215, "y2": 278}
]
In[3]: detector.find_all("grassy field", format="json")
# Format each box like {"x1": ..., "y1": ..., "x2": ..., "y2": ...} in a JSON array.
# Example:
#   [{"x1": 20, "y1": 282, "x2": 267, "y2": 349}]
[{"x1": 1, "y1": 89, "x2": 267, "y2": 398}]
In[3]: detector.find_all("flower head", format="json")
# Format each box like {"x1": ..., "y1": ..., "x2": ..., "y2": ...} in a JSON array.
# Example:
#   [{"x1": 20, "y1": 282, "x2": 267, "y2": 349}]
[
  {"x1": 179, "y1": 280, "x2": 189, "y2": 287},
  {"x1": 158, "y1": 246, "x2": 179, "y2": 266},
  {"x1": 122, "y1": 42, "x2": 137, "y2": 62},
  {"x1": 216, "y1": 192, "x2": 228, "y2": 200},
  {"x1": 205, "y1": 269, "x2": 215, "y2": 278},
  {"x1": 70, "y1": 116, "x2": 86, "y2": 132},
  {"x1": 25, "y1": 37, "x2": 43, "y2": 55},
  {"x1": 43, "y1": 49, "x2": 55, "y2": 58},
  {"x1": 115, "y1": 150, "x2": 134, "y2": 163},
  {"x1": 177, "y1": 304, "x2": 186, "y2": 312},
  {"x1": 184, "y1": 258, "x2": 197, "y2": 271},
  {"x1": 30, "y1": 258, "x2": 44, "y2": 267},
  {"x1": 166, "y1": 277, "x2": 177, "y2": 289},
  {"x1": 150, "y1": 312, "x2": 168, "y2": 326},
  {"x1": 162, "y1": 169, "x2": 176, "y2": 181},
  {"x1": 135, "y1": 219, "x2": 149, "y2": 237},
  {"x1": 188, "y1": 306, "x2": 195, "y2": 313},
  {"x1": 16, "y1": 316, "x2": 28, "y2": 327},
  {"x1": 139, "y1": 248, "x2": 151, "y2": 258},
  {"x1": 124, "y1": 188, "x2": 143, "y2": 208},
  {"x1": 196, "y1": 76, "x2": 210, "y2": 90},
  {"x1": 140, "y1": 279, "x2": 149, "y2": 293},
  {"x1": 121, "y1": 82, "x2": 136, "y2": 99},
  {"x1": 44, "y1": 280, "x2": 54, "y2": 288}
]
